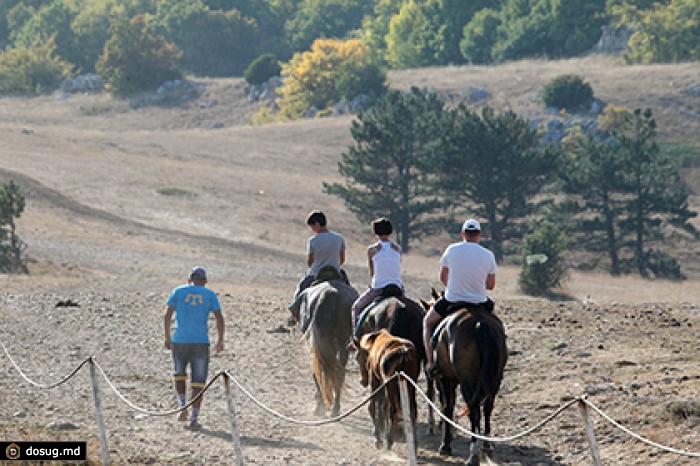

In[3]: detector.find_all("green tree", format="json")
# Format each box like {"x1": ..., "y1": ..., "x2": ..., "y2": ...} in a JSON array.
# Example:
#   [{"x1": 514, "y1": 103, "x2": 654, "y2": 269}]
[
  {"x1": 518, "y1": 221, "x2": 568, "y2": 295},
  {"x1": 492, "y1": 0, "x2": 607, "y2": 62},
  {"x1": 151, "y1": 0, "x2": 260, "y2": 77},
  {"x1": 284, "y1": 0, "x2": 373, "y2": 53},
  {"x1": 361, "y1": 0, "x2": 403, "y2": 63},
  {"x1": 5, "y1": 1, "x2": 36, "y2": 46},
  {"x1": 385, "y1": 0, "x2": 439, "y2": 68},
  {"x1": 323, "y1": 88, "x2": 446, "y2": 250},
  {"x1": 460, "y1": 8, "x2": 502, "y2": 64},
  {"x1": 559, "y1": 133, "x2": 627, "y2": 274},
  {"x1": 12, "y1": 0, "x2": 81, "y2": 70},
  {"x1": 619, "y1": 0, "x2": 700, "y2": 63},
  {"x1": 71, "y1": 0, "x2": 154, "y2": 74},
  {"x1": 613, "y1": 108, "x2": 697, "y2": 277},
  {"x1": 96, "y1": 15, "x2": 181, "y2": 96},
  {"x1": 440, "y1": 105, "x2": 559, "y2": 262},
  {"x1": 0, "y1": 180, "x2": 27, "y2": 273},
  {"x1": 0, "y1": 37, "x2": 74, "y2": 95}
]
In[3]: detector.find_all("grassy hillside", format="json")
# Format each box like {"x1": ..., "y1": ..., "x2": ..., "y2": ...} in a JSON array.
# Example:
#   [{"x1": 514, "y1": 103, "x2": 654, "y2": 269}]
[{"x1": 1, "y1": 55, "x2": 698, "y2": 283}]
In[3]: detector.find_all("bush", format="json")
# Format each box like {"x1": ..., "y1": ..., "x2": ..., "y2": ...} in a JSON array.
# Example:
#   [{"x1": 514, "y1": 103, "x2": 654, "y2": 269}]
[
  {"x1": 244, "y1": 53, "x2": 281, "y2": 85},
  {"x1": 97, "y1": 15, "x2": 181, "y2": 97},
  {"x1": 0, "y1": 38, "x2": 74, "y2": 95},
  {"x1": 542, "y1": 74, "x2": 594, "y2": 112},
  {"x1": 0, "y1": 180, "x2": 27, "y2": 273},
  {"x1": 644, "y1": 249, "x2": 685, "y2": 280},
  {"x1": 519, "y1": 221, "x2": 569, "y2": 295}
]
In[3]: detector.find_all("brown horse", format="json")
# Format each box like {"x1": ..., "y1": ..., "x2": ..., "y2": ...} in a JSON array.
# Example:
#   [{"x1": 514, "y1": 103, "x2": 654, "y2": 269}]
[
  {"x1": 294, "y1": 277, "x2": 358, "y2": 416},
  {"x1": 356, "y1": 329, "x2": 420, "y2": 450},
  {"x1": 354, "y1": 294, "x2": 436, "y2": 434},
  {"x1": 421, "y1": 290, "x2": 507, "y2": 465}
]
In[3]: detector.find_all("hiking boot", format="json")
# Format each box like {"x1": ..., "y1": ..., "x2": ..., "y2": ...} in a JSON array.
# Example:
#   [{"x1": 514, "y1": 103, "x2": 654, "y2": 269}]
[
  {"x1": 177, "y1": 409, "x2": 188, "y2": 422},
  {"x1": 187, "y1": 419, "x2": 202, "y2": 431}
]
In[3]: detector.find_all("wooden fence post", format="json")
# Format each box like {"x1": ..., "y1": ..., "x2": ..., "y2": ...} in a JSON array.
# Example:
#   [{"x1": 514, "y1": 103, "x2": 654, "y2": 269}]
[
  {"x1": 89, "y1": 358, "x2": 110, "y2": 466},
  {"x1": 223, "y1": 373, "x2": 245, "y2": 466},
  {"x1": 398, "y1": 375, "x2": 418, "y2": 466},
  {"x1": 578, "y1": 396, "x2": 603, "y2": 466}
]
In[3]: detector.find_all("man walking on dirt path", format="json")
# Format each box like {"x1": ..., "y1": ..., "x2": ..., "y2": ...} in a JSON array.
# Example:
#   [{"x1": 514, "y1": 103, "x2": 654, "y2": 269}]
[{"x1": 164, "y1": 266, "x2": 225, "y2": 430}]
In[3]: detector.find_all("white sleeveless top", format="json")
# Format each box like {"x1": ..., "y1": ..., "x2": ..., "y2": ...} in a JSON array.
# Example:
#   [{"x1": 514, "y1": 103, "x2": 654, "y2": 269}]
[{"x1": 371, "y1": 240, "x2": 402, "y2": 289}]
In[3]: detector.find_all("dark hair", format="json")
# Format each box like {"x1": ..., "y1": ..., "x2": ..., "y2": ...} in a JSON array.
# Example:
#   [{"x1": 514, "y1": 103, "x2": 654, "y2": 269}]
[
  {"x1": 372, "y1": 217, "x2": 393, "y2": 236},
  {"x1": 306, "y1": 210, "x2": 327, "y2": 227},
  {"x1": 464, "y1": 230, "x2": 480, "y2": 239}
]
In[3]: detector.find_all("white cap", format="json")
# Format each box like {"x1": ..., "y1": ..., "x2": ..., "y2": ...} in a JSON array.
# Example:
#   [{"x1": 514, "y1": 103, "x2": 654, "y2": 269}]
[{"x1": 462, "y1": 219, "x2": 481, "y2": 232}]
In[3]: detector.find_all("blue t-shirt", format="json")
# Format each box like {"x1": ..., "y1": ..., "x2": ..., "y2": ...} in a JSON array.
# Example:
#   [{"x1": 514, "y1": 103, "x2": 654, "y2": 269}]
[{"x1": 167, "y1": 285, "x2": 221, "y2": 344}]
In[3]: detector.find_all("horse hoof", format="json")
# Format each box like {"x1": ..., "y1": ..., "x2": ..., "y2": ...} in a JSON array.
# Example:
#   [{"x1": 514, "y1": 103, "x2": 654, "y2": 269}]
[
  {"x1": 438, "y1": 444, "x2": 452, "y2": 456},
  {"x1": 375, "y1": 440, "x2": 384, "y2": 449},
  {"x1": 467, "y1": 455, "x2": 480, "y2": 466}
]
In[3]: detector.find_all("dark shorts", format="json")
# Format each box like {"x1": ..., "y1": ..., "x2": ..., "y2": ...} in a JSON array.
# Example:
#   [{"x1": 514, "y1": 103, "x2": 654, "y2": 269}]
[
  {"x1": 433, "y1": 297, "x2": 493, "y2": 317},
  {"x1": 172, "y1": 343, "x2": 210, "y2": 385}
]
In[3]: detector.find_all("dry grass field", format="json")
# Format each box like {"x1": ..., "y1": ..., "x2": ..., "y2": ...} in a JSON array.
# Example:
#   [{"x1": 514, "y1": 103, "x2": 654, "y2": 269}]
[{"x1": 0, "y1": 56, "x2": 698, "y2": 465}]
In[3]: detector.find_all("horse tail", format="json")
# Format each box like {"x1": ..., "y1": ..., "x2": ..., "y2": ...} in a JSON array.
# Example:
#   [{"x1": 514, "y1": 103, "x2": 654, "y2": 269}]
[
  {"x1": 472, "y1": 319, "x2": 505, "y2": 403},
  {"x1": 381, "y1": 347, "x2": 411, "y2": 379},
  {"x1": 309, "y1": 289, "x2": 345, "y2": 407}
]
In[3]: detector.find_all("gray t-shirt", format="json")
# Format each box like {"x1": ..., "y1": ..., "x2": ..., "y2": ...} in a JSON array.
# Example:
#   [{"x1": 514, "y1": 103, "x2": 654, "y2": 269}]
[{"x1": 307, "y1": 231, "x2": 345, "y2": 275}]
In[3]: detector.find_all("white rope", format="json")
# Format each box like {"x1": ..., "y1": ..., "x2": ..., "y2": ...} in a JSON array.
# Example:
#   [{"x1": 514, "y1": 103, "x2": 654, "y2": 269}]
[
  {"x1": 92, "y1": 359, "x2": 217, "y2": 416},
  {"x1": 401, "y1": 372, "x2": 579, "y2": 442},
  {"x1": 3, "y1": 339, "x2": 699, "y2": 459},
  {"x1": 0, "y1": 341, "x2": 90, "y2": 389},
  {"x1": 226, "y1": 370, "x2": 397, "y2": 425},
  {"x1": 583, "y1": 398, "x2": 700, "y2": 458}
]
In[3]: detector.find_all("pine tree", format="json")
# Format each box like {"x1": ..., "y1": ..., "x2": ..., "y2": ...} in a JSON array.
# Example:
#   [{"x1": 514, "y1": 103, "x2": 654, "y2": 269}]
[
  {"x1": 323, "y1": 88, "x2": 446, "y2": 250},
  {"x1": 560, "y1": 133, "x2": 627, "y2": 274},
  {"x1": 614, "y1": 108, "x2": 697, "y2": 277},
  {"x1": 440, "y1": 105, "x2": 558, "y2": 262}
]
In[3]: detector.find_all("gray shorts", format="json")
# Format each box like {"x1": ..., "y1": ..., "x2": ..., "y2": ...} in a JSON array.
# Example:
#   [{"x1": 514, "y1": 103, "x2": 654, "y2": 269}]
[{"x1": 172, "y1": 343, "x2": 210, "y2": 386}]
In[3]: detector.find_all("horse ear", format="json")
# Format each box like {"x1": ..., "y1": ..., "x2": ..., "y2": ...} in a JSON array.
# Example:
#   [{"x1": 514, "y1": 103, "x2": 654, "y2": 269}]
[
  {"x1": 431, "y1": 288, "x2": 439, "y2": 300},
  {"x1": 419, "y1": 299, "x2": 430, "y2": 311}
]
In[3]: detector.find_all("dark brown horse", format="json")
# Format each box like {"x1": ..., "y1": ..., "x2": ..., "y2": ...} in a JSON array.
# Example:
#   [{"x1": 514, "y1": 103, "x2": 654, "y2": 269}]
[
  {"x1": 354, "y1": 294, "x2": 436, "y2": 434},
  {"x1": 293, "y1": 278, "x2": 358, "y2": 416},
  {"x1": 422, "y1": 290, "x2": 507, "y2": 465}
]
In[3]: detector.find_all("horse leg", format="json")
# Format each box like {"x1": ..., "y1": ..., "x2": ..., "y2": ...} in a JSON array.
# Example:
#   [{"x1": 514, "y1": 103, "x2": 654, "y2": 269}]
[
  {"x1": 466, "y1": 400, "x2": 482, "y2": 466},
  {"x1": 384, "y1": 391, "x2": 395, "y2": 450},
  {"x1": 374, "y1": 389, "x2": 386, "y2": 449},
  {"x1": 439, "y1": 379, "x2": 457, "y2": 455},
  {"x1": 312, "y1": 375, "x2": 325, "y2": 416},
  {"x1": 482, "y1": 396, "x2": 495, "y2": 456},
  {"x1": 426, "y1": 375, "x2": 436, "y2": 435}
]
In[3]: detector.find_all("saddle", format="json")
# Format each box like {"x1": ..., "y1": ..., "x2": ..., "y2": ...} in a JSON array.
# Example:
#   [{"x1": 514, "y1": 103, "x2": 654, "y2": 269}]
[
  {"x1": 311, "y1": 265, "x2": 343, "y2": 285},
  {"x1": 430, "y1": 299, "x2": 495, "y2": 347},
  {"x1": 353, "y1": 284, "x2": 404, "y2": 338}
]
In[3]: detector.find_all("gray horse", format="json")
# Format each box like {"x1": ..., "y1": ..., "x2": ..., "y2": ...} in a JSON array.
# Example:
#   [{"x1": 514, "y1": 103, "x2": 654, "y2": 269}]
[{"x1": 294, "y1": 277, "x2": 358, "y2": 416}]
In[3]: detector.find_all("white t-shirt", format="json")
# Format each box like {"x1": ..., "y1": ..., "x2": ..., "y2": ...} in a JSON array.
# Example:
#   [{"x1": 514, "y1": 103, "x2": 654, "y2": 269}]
[
  {"x1": 440, "y1": 241, "x2": 497, "y2": 303},
  {"x1": 371, "y1": 240, "x2": 402, "y2": 289}
]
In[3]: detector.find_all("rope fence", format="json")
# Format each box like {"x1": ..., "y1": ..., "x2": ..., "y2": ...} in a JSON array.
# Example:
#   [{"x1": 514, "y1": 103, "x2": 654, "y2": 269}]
[{"x1": 2, "y1": 341, "x2": 698, "y2": 465}]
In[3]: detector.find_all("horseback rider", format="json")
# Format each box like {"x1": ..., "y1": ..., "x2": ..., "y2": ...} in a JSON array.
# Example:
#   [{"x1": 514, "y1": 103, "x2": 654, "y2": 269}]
[
  {"x1": 288, "y1": 210, "x2": 349, "y2": 324},
  {"x1": 351, "y1": 217, "x2": 403, "y2": 336},
  {"x1": 422, "y1": 219, "x2": 497, "y2": 374}
]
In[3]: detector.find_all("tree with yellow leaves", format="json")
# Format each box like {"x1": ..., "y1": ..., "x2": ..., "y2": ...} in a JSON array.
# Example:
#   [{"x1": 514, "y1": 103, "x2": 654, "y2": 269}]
[{"x1": 278, "y1": 38, "x2": 387, "y2": 119}]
